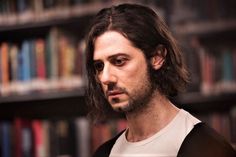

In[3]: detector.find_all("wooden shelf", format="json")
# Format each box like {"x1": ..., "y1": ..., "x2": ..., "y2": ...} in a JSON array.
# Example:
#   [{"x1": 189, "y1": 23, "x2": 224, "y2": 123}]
[
  {"x1": 0, "y1": 96, "x2": 87, "y2": 119},
  {"x1": 173, "y1": 92, "x2": 236, "y2": 112},
  {"x1": 0, "y1": 0, "x2": 140, "y2": 32},
  {"x1": 0, "y1": 88, "x2": 236, "y2": 117},
  {"x1": 172, "y1": 19, "x2": 236, "y2": 35},
  {"x1": 0, "y1": 88, "x2": 86, "y2": 119},
  {"x1": 0, "y1": 2, "x2": 104, "y2": 31},
  {"x1": 0, "y1": 87, "x2": 85, "y2": 104}
]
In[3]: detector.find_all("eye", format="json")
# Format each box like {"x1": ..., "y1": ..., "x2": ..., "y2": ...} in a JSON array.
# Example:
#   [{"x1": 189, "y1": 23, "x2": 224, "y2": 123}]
[
  {"x1": 94, "y1": 61, "x2": 104, "y2": 72},
  {"x1": 112, "y1": 57, "x2": 127, "y2": 66}
]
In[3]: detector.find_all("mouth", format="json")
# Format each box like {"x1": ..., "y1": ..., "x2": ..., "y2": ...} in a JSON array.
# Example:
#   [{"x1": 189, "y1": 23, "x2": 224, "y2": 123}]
[{"x1": 107, "y1": 90, "x2": 124, "y2": 98}]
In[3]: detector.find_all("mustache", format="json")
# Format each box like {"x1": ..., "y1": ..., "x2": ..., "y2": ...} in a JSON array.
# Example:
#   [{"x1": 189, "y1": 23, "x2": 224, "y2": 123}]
[{"x1": 105, "y1": 84, "x2": 128, "y2": 97}]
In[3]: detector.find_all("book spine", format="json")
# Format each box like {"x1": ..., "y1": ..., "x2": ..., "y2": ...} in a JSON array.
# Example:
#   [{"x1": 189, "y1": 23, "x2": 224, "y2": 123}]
[
  {"x1": 9, "y1": 44, "x2": 19, "y2": 82},
  {"x1": 14, "y1": 118, "x2": 23, "y2": 157},
  {"x1": 1, "y1": 121, "x2": 12, "y2": 157},
  {"x1": 75, "y1": 118, "x2": 90, "y2": 157},
  {"x1": 48, "y1": 27, "x2": 59, "y2": 80},
  {"x1": 21, "y1": 40, "x2": 31, "y2": 82},
  {"x1": 32, "y1": 120, "x2": 44, "y2": 157},
  {"x1": 35, "y1": 39, "x2": 46, "y2": 80},
  {"x1": 0, "y1": 42, "x2": 10, "y2": 95}
]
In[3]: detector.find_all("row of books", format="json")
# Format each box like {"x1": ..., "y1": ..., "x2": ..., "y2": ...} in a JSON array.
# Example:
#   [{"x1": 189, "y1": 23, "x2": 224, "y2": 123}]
[
  {"x1": 0, "y1": 27, "x2": 84, "y2": 96},
  {"x1": 185, "y1": 38, "x2": 236, "y2": 95},
  {"x1": 171, "y1": 0, "x2": 236, "y2": 24},
  {"x1": 0, "y1": 0, "x2": 120, "y2": 26},
  {"x1": 196, "y1": 105, "x2": 236, "y2": 143},
  {"x1": 0, "y1": 117, "x2": 127, "y2": 157},
  {"x1": 0, "y1": 0, "x2": 91, "y2": 14},
  {"x1": 1, "y1": 111, "x2": 235, "y2": 157},
  {"x1": 0, "y1": 118, "x2": 88, "y2": 157}
]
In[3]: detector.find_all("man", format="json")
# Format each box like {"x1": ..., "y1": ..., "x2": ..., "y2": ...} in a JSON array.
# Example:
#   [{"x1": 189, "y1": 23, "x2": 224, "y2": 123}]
[{"x1": 85, "y1": 3, "x2": 236, "y2": 157}]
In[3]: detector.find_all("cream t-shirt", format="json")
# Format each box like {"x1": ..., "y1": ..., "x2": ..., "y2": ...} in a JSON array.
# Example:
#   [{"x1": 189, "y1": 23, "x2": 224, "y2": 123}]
[{"x1": 109, "y1": 109, "x2": 200, "y2": 157}]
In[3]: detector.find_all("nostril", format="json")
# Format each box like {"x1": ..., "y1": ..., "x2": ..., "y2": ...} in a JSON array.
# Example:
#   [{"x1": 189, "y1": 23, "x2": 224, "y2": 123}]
[{"x1": 108, "y1": 83, "x2": 115, "y2": 91}]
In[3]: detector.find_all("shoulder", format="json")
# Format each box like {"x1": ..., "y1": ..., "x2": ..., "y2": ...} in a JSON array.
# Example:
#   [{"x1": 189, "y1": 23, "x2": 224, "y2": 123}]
[
  {"x1": 177, "y1": 122, "x2": 236, "y2": 157},
  {"x1": 92, "y1": 130, "x2": 125, "y2": 157}
]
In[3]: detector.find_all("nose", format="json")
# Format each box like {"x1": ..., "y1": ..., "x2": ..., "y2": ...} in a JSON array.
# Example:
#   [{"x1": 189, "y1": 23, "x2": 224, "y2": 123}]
[{"x1": 99, "y1": 64, "x2": 117, "y2": 85}]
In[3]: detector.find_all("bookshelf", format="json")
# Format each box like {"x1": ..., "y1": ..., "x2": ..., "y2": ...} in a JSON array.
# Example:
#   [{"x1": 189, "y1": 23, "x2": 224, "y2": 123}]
[
  {"x1": 0, "y1": 0, "x2": 235, "y2": 156},
  {"x1": 0, "y1": 1, "x2": 138, "y2": 157},
  {"x1": 174, "y1": 92, "x2": 236, "y2": 112},
  {"x1": 170, "y1": 0, "x2": 236, "y2": 148},
  {"x1": 172, "y1": 19, "x2": 236, "y2": 36}
]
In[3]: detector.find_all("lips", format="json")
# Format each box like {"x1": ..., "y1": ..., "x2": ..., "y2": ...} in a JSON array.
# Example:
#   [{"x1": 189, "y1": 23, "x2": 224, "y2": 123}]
[{"x1": 106, "y1": 90, "x2": 124, "y2": 97}]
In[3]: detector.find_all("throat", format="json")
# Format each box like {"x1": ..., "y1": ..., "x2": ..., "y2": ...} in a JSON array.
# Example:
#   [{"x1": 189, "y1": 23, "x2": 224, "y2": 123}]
[
  {"x1": 125, "y1": 126, "x2": 158, "y2": 142},
  {"x1": 125, "y1": 98, "x2": 179, "y2": 142}
]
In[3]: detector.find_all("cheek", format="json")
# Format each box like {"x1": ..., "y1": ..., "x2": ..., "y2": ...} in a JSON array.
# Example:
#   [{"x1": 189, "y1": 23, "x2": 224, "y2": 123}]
[{"x1": 119, "y1": 63, "x2": 148, "y2": 87}]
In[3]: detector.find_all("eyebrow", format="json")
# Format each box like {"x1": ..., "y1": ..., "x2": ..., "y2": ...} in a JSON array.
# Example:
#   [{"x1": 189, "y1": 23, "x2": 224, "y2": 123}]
[{"x1": 93, "y1": 53, "x2": 130, "y2": 62}]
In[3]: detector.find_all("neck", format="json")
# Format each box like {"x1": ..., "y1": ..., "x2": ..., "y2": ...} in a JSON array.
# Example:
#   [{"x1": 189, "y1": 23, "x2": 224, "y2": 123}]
[{"x1": 125, "y1": 92, "x2": 179, "y2": 142}]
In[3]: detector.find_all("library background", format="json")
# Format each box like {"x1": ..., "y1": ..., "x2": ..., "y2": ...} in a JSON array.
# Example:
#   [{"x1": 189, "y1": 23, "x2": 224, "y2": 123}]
[{"x1": 0, "y1": 0, "x2": 235, "y2": 156}]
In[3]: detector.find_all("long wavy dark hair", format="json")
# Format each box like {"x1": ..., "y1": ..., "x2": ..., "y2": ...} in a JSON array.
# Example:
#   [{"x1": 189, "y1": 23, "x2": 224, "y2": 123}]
[{"x1": 85, "y1": 3, "x2": 189, "y2": 122}]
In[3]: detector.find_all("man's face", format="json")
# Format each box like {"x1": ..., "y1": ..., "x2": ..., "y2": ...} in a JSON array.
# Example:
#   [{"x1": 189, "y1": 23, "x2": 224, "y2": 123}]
[{"x1": 93, "y1": 31, "x2": 154, "y2": 113}]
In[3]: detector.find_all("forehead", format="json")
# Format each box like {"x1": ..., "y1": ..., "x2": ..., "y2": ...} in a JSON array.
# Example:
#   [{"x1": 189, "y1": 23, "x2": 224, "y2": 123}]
[{"x1": 93, "y1": 31, "x2": 142, "y2": 60}]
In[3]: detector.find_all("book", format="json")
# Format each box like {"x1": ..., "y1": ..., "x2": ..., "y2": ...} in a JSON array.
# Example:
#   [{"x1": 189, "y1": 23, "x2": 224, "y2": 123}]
[
  {"x1": 41, "y1": 120, "x2": 50, "y2": 157},
  {"x1": 35, "y1": 39, "x2": 46, "y2": 80},
  {"x1": 222, "y1": 49, "x2": 235, "y2": 92},
  {"x1": 32, "y1": 120, "x2": 45, "y2": 157},
  {"x1": 0, "y1": 42, "x2": 10, "y2": 95},
  {"x1": 9, "y1": 44, "x2": 19, "y2": 82},
  {"x1": 21, "y1": 40, "x2": 31, "y2": 82},
  {"x1": 75, "y1": 40, "x2": 85, "y2": 77},
  {"x1": 17, "y1": 45, "x2": 24, "y2": 82},
  {"x1": 48, "y1": 120, "x2": 59, "y2": 157},
  {"x1": 55, "y1": 119, "x2": 72, "y2": 157},
  {"x1": 29, "y1": 40, "x2": 37, "y2": 79},
  {"x1": 47, "y1": 27, "x2": 59, "y2": 80},
  {"x1": 58, "y1": 35, "x2": 67, "y2": 78},
  {"x1": 14, "y1": 118, "x2": 23, "y2": 157},
  {"x1": 1, "y1": 121, "x2": 12, "y2": 157},
  {"x1": 75, "y1": 118, "x2": 90, "y2": 157},
  {"x1": 21, "y1": 120, "x2": 33, "y2": 157},
  {"x1": 34, "y1": 39, "x2": 47, "y2": 91},
  {"x1": 222, "y1": 49, "x2": 233, "y2": 82}
]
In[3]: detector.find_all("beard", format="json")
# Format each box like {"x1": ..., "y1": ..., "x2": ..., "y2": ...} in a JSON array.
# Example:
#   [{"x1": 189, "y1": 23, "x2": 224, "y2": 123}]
[{"x1": 110, "y1": 65, "x2": 156, "y2": 114}]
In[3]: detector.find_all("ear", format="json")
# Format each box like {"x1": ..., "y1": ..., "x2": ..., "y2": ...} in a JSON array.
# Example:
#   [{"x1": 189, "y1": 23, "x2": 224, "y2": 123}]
[{"x1": 151, "y1": 45, "x2": 167, "y2": 70}]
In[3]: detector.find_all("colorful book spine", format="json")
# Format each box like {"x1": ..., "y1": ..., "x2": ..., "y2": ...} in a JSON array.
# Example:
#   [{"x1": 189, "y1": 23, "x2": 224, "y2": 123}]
[
  {"x1": 75, "y1": 118, "x2": 90, "y2": 157},
  {"x1": 17, "y1": 46, "x2": 24, "y2": 81},
  {"x1": 9, "y1": 44, "x2": 19, "y2": 82},
  {"x1": 14, "y1": 118, "x2": 23, "y2": 157},
  {"x1": 222, "y1": 49, "x2": 233, "y2": 82},
  {"x1": 47, "y1": 27, "x2": 59, "y2": 80},
  {"x1": 29, "y1": 40, "x2": 37, "y2": 79},
  {"x1": 1, "y1": 121, "x2": 12, "y2": 157},
  {"x1": 21, "y1": 40, "x2": 31, "y2": 82},
  {"x1": 0, "y1": 42, "x2": 10, "y2": 95},
  {"x1": 0, "y1": 26, "x2": 86, "y2": 95},
  {"x1": 22, "y1": 122, "x2": 33, "y2": 157},
  {"x1": 35, "y1": 39, "x2": 46, "y2": 80},
  {"x1": 32, "y1": 120, "x2": 44, "y2": 157}
]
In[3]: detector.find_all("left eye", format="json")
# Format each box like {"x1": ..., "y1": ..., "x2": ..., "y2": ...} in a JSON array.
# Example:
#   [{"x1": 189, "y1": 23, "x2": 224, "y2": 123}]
[{"x1": 112, "y1": 57, "x2": 127, "y2": 66}]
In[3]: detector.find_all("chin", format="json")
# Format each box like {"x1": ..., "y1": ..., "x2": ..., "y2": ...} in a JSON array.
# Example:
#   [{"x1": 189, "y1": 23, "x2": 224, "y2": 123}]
[{"x1": 111, "y1": 101, "x2": 130, "y2": 112}]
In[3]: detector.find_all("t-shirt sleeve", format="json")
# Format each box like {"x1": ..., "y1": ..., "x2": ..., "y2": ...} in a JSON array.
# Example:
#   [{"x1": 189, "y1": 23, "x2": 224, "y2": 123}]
[
  {"x1": 93, "y1": 130, "x2": 125, "y2": 157},
  {"x1": 177, "y1": 122, "x2": 236, "y2": 157}
]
